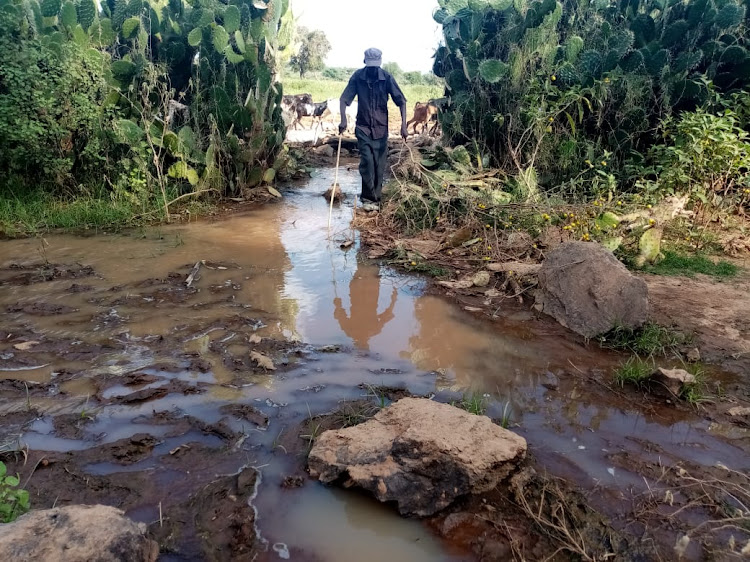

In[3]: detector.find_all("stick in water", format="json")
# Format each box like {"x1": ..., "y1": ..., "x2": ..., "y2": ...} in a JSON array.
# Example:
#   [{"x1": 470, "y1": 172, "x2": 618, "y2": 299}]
[{"x1": 328, "y1": 134, "x2": 343, "y2": 235}]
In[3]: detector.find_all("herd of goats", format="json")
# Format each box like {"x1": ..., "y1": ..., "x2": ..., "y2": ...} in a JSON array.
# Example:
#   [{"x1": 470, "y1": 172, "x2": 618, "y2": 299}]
[{"x1": 280, "y1": 94, "x2": 441, "y2": 137}]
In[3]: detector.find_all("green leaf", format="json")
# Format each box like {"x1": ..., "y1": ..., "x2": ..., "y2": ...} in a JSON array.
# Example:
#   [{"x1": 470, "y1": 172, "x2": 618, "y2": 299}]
[
  {"x1": 40, "y1": 0, "x2": 60, "y2": 18},
  {"x1": 168, "y1": 161, "x2": 199, "y2": 185},
  {"x1": 111, "y1": 59, "x2": 137, "y2": 82},
  {"x1": 60, "y1": 1, "x2": 76, "y2": 28},
  {"x1": 72, "y1": 23, "x2": 88, "y2": 45},
  {"x1": 234, "y1": 30, "x2": 245, "y2": 53},
  {"x1": 122, "y1": 16, "x2": 140, "y2": 38},
  {"x1": 223, "y1": 5, "x2": 240, "y2": 33},
  {"x1": 224, "y1": 44, "x2": 244, "y2": 64},
  {"x1": 212, "y1": 24, "x2": 229, "y2": 52},
  {"x1": 263, "y1": 168, "x2": 276, "y2": 183},
  {"x1": 197, "y1": 8, "x2": 214, "y2": 26},
  {"x1": 4, "y1": 476, "x2": 19, "y2": 487},
  {"x1": 188, "y1": 27, "x2": 202, "y2": 46},
  {"x1": 114, "y1": 119, "x2": 145, "y2": 143},
  {"x1": 163, "y1": 131, "x2": 179, "y2": 154},
  {"x1": 489, "y1": 0, "x2": 513, "y2": 9},
  {"x1": 77, "y1": 0, "x2": 96, "y2": 29},
  {"x1": 0, "y1": 463, "x2": 6, "y2": 478},
  {"x1": 478, "y1": 59, "x2": 509, "y2": 83}
]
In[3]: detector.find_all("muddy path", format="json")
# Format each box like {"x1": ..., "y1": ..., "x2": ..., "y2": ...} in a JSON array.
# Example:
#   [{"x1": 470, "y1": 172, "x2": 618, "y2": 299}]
[{"x1": 1, "y1": 169, "x2": 748, "y2": 561}]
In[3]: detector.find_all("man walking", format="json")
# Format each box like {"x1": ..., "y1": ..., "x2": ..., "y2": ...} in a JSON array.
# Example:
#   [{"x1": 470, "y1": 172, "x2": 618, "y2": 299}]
[{"x1": 339, "y1": 48, "x2": 408, "y2": 212}]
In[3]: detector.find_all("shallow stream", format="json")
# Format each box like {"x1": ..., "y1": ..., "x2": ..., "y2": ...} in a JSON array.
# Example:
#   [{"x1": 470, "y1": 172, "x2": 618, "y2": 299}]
[{"x1": 1, "y1": 168, "x2": 746, "y2": 560}]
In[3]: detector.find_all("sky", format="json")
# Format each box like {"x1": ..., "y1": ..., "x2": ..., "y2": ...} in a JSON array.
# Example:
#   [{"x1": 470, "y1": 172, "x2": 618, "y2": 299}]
[{"x1": 292, "y1": 0, "x2": 443, "y2": 72}]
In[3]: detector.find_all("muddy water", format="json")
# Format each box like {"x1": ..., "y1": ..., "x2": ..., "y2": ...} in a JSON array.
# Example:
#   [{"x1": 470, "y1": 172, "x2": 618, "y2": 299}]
[{"x1": 1, "y1": 168, "x2": 747, "y2": 560}]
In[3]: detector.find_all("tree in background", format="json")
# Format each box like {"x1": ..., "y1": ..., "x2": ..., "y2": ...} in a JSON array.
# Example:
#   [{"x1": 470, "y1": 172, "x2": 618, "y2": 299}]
[
  {"x1": 289, "y1": 27, "x2": 331, "y2": 77},
  {"x1": 403, "y1": 71, "x2": 424, "y2": 85},
  {"x1": 382, "y1": 61, "x2": 404, "y2": 81}
]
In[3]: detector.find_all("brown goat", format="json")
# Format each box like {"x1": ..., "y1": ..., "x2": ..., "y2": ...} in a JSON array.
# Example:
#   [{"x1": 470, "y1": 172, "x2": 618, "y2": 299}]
[{"x1": 405, "y1": 101, "x2": 439, "y2": 136}]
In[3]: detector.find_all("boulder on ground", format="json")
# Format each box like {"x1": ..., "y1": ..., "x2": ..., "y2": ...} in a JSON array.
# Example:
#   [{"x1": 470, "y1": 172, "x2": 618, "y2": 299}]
[
  {"x1": 308, "y1": 397, "x2": 527, "y2": 517},
  {"x1": 535, "y1": 241, "x2": 649, "y2": 338},
  {"x1": 652, "y1": 367, "x2": 696, "y2": 396},
  {"x1": 0, "y1": 505, "x2": 159, "y2": 562}
]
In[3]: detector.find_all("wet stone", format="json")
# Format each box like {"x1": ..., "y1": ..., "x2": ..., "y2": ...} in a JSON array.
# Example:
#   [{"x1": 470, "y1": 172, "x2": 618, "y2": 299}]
[
  {"x1": 0, "y1": 505, "x2": 158, "y2": 562},
  {"x1": 308, "y1": 397, "x2": 527, "y2": 516}
]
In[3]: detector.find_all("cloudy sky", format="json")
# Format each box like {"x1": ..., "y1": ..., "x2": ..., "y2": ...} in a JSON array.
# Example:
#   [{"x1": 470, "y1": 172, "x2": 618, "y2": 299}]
[{"x1": 292, "y1": 0, "x2": 443, "y2": 72}]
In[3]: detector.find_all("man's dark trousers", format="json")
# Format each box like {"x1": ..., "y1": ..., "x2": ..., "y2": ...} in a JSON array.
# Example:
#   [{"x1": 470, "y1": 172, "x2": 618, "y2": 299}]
[{"x1": 355, "y1": 127, "x2": 388, "y2": 203}]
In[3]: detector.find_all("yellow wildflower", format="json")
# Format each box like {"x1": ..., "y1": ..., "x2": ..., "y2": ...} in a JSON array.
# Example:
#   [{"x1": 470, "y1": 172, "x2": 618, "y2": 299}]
[
  {"x1": 410, "y1": 261, "x2": 417, "y2": 266},
  {"x1": 601, "y1": 161, "x2": 607, "y2": 167},
  {"x1": 551, "y1": 75, "x2": 557, "y2": 81}
]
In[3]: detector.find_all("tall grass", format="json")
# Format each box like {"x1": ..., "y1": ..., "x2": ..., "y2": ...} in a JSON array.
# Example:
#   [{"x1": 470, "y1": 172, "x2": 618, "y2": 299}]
[{"x1": 0, "y1": 192, "x2": 159, "y2": 237}]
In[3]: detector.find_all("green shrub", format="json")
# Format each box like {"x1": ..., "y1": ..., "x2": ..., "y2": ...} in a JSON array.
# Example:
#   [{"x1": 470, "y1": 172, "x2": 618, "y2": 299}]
[
  {"x1": 637, "y1": 108, "x2": 750, "y2": 211},
  {"x1": 432, "y1": 0, "x2": 750, "y2": 195},
  {"x1": 0, "y1": 462, "x2": 30, "y2": 523}
]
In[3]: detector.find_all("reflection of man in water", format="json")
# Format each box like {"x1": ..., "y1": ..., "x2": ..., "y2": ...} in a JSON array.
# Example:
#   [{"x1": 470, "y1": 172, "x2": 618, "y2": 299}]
[{"x1": 333, "y1": 263, "x2": 397, "y2": 350}]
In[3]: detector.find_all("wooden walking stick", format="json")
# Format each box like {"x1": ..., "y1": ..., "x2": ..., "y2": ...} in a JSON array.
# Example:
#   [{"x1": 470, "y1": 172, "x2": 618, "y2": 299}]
[{"x1": 327, "y1": 134, "x2": 343, "y2": 236}]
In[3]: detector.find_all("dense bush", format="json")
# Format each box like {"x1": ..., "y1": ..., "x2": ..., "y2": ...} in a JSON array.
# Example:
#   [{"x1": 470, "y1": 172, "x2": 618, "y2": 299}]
[
  {"x1": 0, "y1": 0, "x2": 292, "y2": 213},
  {"x1": 0, "y1": 5, "x2": 112, "y2": 192},
  {"x1": 432, "y1": 0, "x2": 750, "y2": 198}
]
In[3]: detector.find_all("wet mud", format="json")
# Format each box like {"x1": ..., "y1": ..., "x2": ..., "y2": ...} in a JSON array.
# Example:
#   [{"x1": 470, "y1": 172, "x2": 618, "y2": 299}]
[{"x1": 0, "y1": 168, "x2": 748, "y2": 560}]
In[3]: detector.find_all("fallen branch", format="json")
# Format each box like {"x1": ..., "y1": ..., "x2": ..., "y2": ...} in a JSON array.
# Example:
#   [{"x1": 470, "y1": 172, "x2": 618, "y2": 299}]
[
  {"x1": 487, "y1": 262, "x2": 542, "y2": 275},
  {"x1": 185, "y1": 260, "x2": 204, "y2": 288}
]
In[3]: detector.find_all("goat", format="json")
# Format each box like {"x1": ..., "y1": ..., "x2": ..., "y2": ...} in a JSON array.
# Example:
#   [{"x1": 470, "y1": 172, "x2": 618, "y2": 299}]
[
  {"x1": 281, "y1": 93, "x2": 314, "y2": 129},
  {"x1": 319, "y1": 98, "x2": 358, "y2": 132},
  {"x1": 405, "y1": 101, "x2": 439, "y2": 136}
]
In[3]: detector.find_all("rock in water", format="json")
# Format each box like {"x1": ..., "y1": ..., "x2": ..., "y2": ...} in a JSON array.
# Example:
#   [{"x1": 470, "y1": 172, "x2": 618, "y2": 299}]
[
  {"x1": 0, "y1": 505, "x2": 159, "y2": 562},
  {"x1": 307, "y1": 397, "x2": 527, "y2": 516},
  {"x1": 323, "y1": 184, "x2": 344, "y2": 203},
  {"x1": 535, "y1": 241, "x2": 649, "y2": 338}
]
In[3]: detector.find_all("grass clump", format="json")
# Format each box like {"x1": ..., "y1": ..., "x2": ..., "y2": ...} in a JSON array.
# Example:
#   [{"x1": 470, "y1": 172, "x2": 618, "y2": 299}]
[
  {"x1": 643, "y1": 250, "x2": 740, "y2": 278},
  {"x1": 599, "y1": 323, "x2": 687, "y2": 357},
  {"x1": 680, "y1": 364, "x2": 708, "y2": 406},
  {"x1": 452, "y1": 393, "x2": 490, "y2": 416},
  {"x1": 614, "y1": 357, "x2": 654, "y2": 389},
  {"x1": 0, "y1": 192, "x2": 148, "y2": 237}
]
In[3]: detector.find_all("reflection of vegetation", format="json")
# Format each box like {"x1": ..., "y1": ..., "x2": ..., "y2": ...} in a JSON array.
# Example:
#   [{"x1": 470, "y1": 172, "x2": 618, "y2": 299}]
[
  {"x1": 599, "y1": 323, "x2": 686, "y2": 357},
  {"x1": 642, "y1": 250, "x2": 739, "y2": 278}
]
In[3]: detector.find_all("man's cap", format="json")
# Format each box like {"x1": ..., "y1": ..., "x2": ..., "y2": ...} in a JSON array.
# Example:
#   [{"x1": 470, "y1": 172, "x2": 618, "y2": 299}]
[{"x1": 364, "y1": 48, "x2": 382, "y2": 67}]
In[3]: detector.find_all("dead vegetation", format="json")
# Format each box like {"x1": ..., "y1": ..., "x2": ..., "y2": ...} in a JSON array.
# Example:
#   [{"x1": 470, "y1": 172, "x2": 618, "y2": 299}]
[{"x1": 631, "y1": 462, "x2": 750, "y2": 558}]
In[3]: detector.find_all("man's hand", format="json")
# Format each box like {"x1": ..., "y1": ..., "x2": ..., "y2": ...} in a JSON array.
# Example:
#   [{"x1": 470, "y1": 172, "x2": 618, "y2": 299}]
[
  {"x1": 338, "y1": 120, "x2": 347, "y2": 134},
  {"x1": 400, "y1": 123, "x2": 408, "y2": 140}
]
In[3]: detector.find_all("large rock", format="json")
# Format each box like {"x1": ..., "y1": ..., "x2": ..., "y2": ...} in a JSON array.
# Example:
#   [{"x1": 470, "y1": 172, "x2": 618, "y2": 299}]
[
  {"x1": 535, "y1": 241, "x2": 649, "y2": 338},
  {"x1": 308, "y1": 397, "x2": 527, "y2": 516},
  {"x1": 0, "y1": 505, "x2": 159, "y2": 562}
]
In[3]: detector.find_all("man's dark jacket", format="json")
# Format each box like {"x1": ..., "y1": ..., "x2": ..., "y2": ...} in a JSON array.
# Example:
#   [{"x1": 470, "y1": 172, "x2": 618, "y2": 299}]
[{"x1": 341, "y1": 68, "x2": 406, "y2": 140}]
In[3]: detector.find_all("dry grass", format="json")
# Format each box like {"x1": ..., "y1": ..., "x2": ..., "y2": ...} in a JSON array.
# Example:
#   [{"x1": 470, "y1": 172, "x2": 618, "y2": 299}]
[{"x1": 634, "y1": 463, "x2": 750, "y2": 556}]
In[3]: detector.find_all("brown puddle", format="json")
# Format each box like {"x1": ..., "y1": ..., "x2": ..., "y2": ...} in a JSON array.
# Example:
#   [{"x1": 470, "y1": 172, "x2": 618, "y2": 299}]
[{"x1": 0, "y1": 168, "x2": 747, "y2": 560}]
